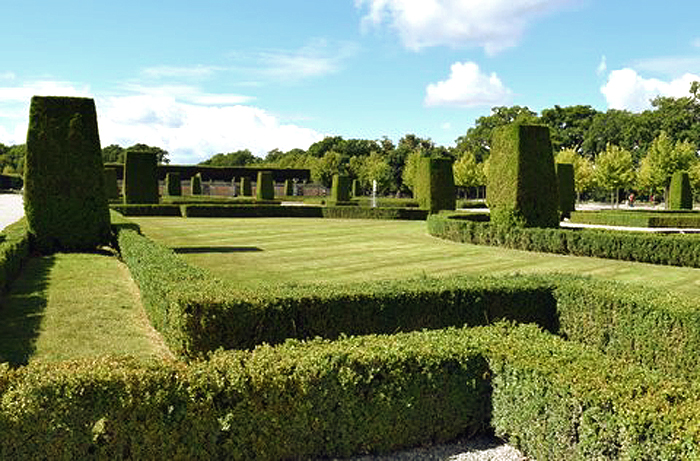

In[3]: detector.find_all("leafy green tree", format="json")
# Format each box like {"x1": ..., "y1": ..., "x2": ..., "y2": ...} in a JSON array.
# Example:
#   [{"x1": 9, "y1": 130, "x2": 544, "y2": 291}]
[
  {"x1": 454, "y1": 106, "x2": 538, "y2": 161},
  {"x1": 102, "y1": 144, "x2": 125, "y2": 163},
  {"x1": 638, "y1": 132, "x2": 698, "y2": 201},
  {"x1": 307, "y1": 136, "x2": 344, "y2": 158},
  {"x1": 594, "y1": 144, "x2": 635, "y2": 207},
  {"x1": 352, "y1": 152, "x2": 392, "y2": 193},
  {"x1": 453, "y1": 151, "x2": 485, "y2": 197},
  {"x1": 540, "y1": 105, "x2": 599, "y2": 152},
  {"x1": 199, "y1": 149, "x2": 259, "y2": 166},
  {"x1": 555, "y1": 148, "x2": 596, "y2": 200},
  {"x1": 126, "y1": 143, "x2": 170, "y2": 164},
  {"x1": 649, "y1": 89, "x2": 700, "y2": 149},
  {"x1": 313, "y1": 151, "x2": 343, "y2": 188},
  {"x1": 401, "y1": 151, "x2": 424, "y2": 194},
  {"x1": 581, "y1": 110, "x2": 654, "y2": 160}
]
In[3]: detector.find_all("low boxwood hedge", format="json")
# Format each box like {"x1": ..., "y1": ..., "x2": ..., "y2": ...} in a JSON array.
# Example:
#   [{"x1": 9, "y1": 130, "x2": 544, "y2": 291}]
[
  {"x1": 428, "y1": 213, "x2": 700, "y2": 268},
  {"x1": 570, "y1": 210, "x2": 700, "y2": 228},
  {"x1": 0, "y1": 219, "x2": 31, "y2": 295}
]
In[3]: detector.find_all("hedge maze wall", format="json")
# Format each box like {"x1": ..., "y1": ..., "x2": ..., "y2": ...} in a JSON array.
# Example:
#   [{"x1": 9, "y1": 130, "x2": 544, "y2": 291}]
[
  {"x1": 24, "y1": 96, "x2": 111, "y2": 252},
  {"x1": 488, "y1": 124, "x2": 559, "y2": 228},
  {"x1": 103, "y1": 167, "x2": 120, "y2": 200},
  {"x1": 256, "y1": 171, "x2": 275, "y2": 200},
  {"x1": 668, "y1": 171, "x2": 693, "y2": 210},
  {"x1": 415, "y1": 157, "x2": 456, "y2": 213},
  {"x1": 123, "y1": 151, "x2": 158, "y2": 204}
]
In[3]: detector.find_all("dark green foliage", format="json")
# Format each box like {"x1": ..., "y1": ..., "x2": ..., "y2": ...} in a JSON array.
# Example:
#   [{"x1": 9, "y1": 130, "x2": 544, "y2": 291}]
[
  {"x1": 0, "y1": 219, "x2": 31, "y2": 295},
  {"x1": 165, "y1": 172, "x2": 181, "y2": 196},
  {"x1": 488, "y1": 124, "x2": 559, "y2": 228},
  {"x1": 283, "y1": 179, "x2": 294, "y2": 196},
  {"x1": 570, "y1": 210, "x2": 700, "y2": 228},
  {"x1": 415, "y1": 157, "x2": 456, "y2": 213},
  {"x1": 556, "y1": 163, "x2": 575, "y2": 218},
  {"x1": 190, "y1": 173, "x2": 202, "y2": 195},
  {"x1": 428, "y1": 213, "x2": 700, "y2": 268},
  {"x1": 103, "y1": 168, "x2": 119, "y2": 200},
  {"x1": 668, "y1": 171, "x2": 693, "y2": 210},
  {"x1": 0, "y1": 174, "x2": 23, "y2": 190},
  {"x1": 110, "y1": 204, "x2": 183, "y2": 217},
  {"x1": 351, "y1": 179, "x2": 360, "y2": 197},
  {"x1": 24, "y1": 96, "x2": 112, "y2": 252},
  {"x1": 240, "y1": 176, "x2": 252, "y2": 196},
  {"x1": 256, "y1": 171, "x2": 275, "y2": 200},
  {"x1": 330, "y1": 174, "x2": 351, "y2": 204},
  {"x1": 123, "y1": 150, "x2": 158, "y2": 204}
]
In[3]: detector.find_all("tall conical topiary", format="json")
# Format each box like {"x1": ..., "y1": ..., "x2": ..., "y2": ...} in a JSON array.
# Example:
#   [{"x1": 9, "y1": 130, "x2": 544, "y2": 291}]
[
  {"x1": 24, "y1": 96, "x2": 111, "y2": 253},
  {"x1": 668, "y1": 171, "x2": 693, "y2": 210},
  {"x1": 166, "y1": 172, "x2": 182, "y2": 196},
  {"x1": 191, "y1": 173, "x2": 202, "y2": 195}
]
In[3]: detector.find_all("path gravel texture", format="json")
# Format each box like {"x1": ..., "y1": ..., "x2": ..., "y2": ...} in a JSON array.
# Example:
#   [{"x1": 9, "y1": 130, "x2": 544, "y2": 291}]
[{"x1": 0, "y1": 193, "x2": 23, "y2": 231}]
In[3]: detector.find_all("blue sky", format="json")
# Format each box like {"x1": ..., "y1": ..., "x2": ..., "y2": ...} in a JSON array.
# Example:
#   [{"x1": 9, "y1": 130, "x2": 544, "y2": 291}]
[{"x1": 1, "y1": 0, "x2": 700, "y2": 163}]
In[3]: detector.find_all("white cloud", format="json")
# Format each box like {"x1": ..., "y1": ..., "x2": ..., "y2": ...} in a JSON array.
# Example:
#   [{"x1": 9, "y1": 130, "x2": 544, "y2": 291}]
[
  {"x1": 632, "y1": 56, "x2": 700, "y2": 78},
  {"x1": 0, "y1": 80, "x2": 323, "y2": 162},
  {"x1": 425, "y1": 61, "x2": 511, "y2": 107},
  {"x1": 601, "y1": 68, "x2": 700, "y2": 112},
  {"x1": 255, "y1": 39, "x2": 359, "y2": 82},
  {"x1": 142, "y1": 65, "x2": 224, "y2": 79},
  {"x1": 356, "y1": 0, "x2": 578, "y2": 54},
  {"x1": 597, "y1": 55, "x2": 607, "y2": 76}
]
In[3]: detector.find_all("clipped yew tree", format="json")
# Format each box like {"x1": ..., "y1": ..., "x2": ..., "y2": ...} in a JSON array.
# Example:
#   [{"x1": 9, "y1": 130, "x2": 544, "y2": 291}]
[
  {"x1": 284, "y1": 179, "x2": 294, "y2": 196},
  {"x1": 166, "y1": 172, "x2": 181, "y2": 196},
  {"x1": 556, "y1": 162, "x2": 575, "y2": 218},
  {"x1": 240, "y1": 177, "x2": 252, "y2": 196},
  {"x1": 103, "y1": 167, "x2": 120, "y2": 200},
  {"x1": 351, "y1": 179, "x2": 360, "y2": 197},
  {"x1": 668, "y1": 171, "x2": 693, "y2": 210},
  {"x1": 415, "y1": 157, "x2": 456, "y2": 213},
  {"x1": 123, "y1": 151, "x2": 158, "y2": 204},
  {"x1": 488, "y1": 124, "x2": 559, "y2": 228},
  {"x1": 190, "y1": 173, "x2": 202, "y2": 195},
  {"x1": 24, "y1": 96, "x2": 111, "y2": 252},
  {"x1": 329, "y1": 174, "x2": 353, "y2": 205},
  {"x1": 256, "y1": 171, "x2": 275, "y2": 200}
]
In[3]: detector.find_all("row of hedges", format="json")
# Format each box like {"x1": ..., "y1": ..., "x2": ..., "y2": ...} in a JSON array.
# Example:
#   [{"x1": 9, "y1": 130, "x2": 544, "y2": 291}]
[
  {"x1": 111, "y1": 204, "x2": 428, "y2": 220},
  {"x1": 115, "y1": 221, "x2": 556, "y2": 357},
  {"x1": 428, "y1": 213, "x2": 700, "y2": 268},
  {"x1": 570, "y1": 210, "x2": 700, "y2": 228},
  {"x1": 0, "y1": 175, "x2": 23, "y2": 190},
  {"x1": 0, "y1": 219, "x2": 31, "y2": 295},
  {"x1": 1, "y1": 323, "x2": 698, "y2": 459},
  {"x1": 115, "y1": 215, "x2": 700, "y2": 381}
]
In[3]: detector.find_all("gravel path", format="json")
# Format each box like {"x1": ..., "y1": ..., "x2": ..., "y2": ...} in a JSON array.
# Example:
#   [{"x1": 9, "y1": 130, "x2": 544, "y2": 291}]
[{"x1": 0, "y1": 193, "x2": 23, "y2": 231}]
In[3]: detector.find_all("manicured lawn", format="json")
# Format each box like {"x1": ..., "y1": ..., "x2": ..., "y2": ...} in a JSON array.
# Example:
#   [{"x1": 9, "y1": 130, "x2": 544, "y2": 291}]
[
  {"x1": 0, "y1": 253, "x2": 172, "y2": 365},
  {"x1": 132, "y1": 217, "x2": 700, "y2": 298}
]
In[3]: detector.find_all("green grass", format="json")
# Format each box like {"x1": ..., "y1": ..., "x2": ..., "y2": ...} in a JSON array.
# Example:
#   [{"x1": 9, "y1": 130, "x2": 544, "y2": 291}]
[
  {"x1": 132, "y1": 217, "x2": 700, "y2": 297},
  {"x1": 0, "y1": 253, "x2": 172, "y2": 365}
]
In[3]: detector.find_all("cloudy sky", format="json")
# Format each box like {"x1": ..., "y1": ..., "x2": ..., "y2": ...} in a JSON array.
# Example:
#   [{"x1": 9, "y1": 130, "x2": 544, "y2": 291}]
[{"x1": 1, "y1": 1, "x2": 700, "y2": 163}]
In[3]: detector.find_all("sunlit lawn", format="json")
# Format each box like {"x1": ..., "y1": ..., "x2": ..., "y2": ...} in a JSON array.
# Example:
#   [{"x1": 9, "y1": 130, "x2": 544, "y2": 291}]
[
  {"x1": 132, "y1": 217, "x2": 700, "y2": 298},
  {"x1": 0, "y1": 253, "x2": 172, "y2": 365}
]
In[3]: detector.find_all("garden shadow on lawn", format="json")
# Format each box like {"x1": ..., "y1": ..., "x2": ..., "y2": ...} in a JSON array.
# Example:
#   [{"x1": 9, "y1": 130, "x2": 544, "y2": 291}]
[
  {"x1": 173, "y1": 246, "x2": 263, "y2": 254},
  {"x1": 0, "y1": 255, "x2": 53, "y2": 366}
]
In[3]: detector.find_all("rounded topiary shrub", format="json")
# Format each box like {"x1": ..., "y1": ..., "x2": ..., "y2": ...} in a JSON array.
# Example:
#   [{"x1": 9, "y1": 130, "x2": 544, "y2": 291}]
[
  {"x1": 24, "y1": 96, "x2": 111, "y2": 253},
  {"x1": 668, "y1": 171, "x2": 693, "y2": 210}
]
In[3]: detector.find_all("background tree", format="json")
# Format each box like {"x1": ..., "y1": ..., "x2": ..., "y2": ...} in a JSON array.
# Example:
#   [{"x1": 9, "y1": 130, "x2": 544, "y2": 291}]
[
  {"x1": 313, "y1": 151, "x2": 343, "y2": 188},
  {"x1": 594, "y1": 144, "x2": 635, "y2": 207},
  {"x1": 0, "y1": 144, "x2": 25, "y2": 174},
  {"x1": 126, "y1": 143, "x2": 170, "y2": 164},
  {"x1": 555, "y1": 148, "x2": 596, "y2": 201},
  {"x1": 540, "y1": 105, "x2": 599, "y2": 152},
  {"x1": 199, "y1": 149, "x2": 259, "y2": 166},
  {"x1": 453, "y1": 151, "x2": 485, "y2": 198},
  {"x1": 102, "y1": 144, "x2": 125, "y2": 163},
  {"x1": 638, "y1": 131, "x2": 698, "y2": 202}
]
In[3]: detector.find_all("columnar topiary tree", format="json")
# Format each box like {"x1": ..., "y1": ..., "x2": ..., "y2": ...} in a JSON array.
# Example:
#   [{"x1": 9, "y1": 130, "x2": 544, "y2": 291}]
[
  {"x1": 556, "y1": 162, "x2": 575, "y2": 219},
  {"x1": 256, "y1": 171, "x2": 275, "y2": 200},
  {"x1": 351, "y1": 179, "x2": 361, "y2": 197},
  {"x1": 488, "y1": 124, "x2": 559, "y2": 228},
  {"x1": 166, "y1": 172, "x2": 182, "y2": 196},
  {"x1": 190, "y1": 173, "x2": 202, "y2": 195},
  {"x1": 284, "y1": 179, "x2": 294, "y2": 197},
  {"x1": 668, "y1": 171, "x2": 693, "y2": 210},
  {"x1": 240, "y1": 177, "x2": 252, "y2": 196},
  {"x1": 329, "y1": 174, "x2": 353, "y2": 205},
  {"x1": 103, "y1": 167, "x2": 120, "y2": 200},
  {"x1": 123, "y1": 151, "x2": 158, "y2": 204},
  {"x1": 415, "y1": 157, "x2": 456, "y2": 213},
  {"x1": 24, "y1": 96, "x2": 111, "y2": 252}
]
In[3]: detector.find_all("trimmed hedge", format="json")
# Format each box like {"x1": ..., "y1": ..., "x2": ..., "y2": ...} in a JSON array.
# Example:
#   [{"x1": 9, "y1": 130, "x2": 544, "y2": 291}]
[
  {"x1": 123, "y1": 151, "x2": 159, "y2": 204},
  {"x1": 0, "y1": 174, "x2": 23, "y2": 191},
  {"x1": 570, "y1": 210, "x2": 700, "y2": 228},
  {"x1": 415, "y1": 157, "x2": 456, "y2": 213},
  {"x1": 0, "y1": 219, "x2": 31, "y2": 295},
  {"x1": 488, "y1": 124, "x2": 559, "y2": 228},
  {"x1": 669, "y1": 171, "x2": 693, "y2": 210},
  {"x1": 428, "y1": 213, "x2": 700, "y2": 268},
  {"x1": 556, "y1": 162, "x2": 575, "y2": 218},
  {"x1": 24, "y1": 96, "x2": 112, "y2": 252},
  {"x1": 103, "y1": 167, "x2": 120, "y2": 200},
  {"x1": 283, "y1": 179, "x2": 294, "y2": 196},
  {"x1": 256, "y1": 171, "x2": 275, "y2": 200},
  {"x1": 329, "y1": 174, "x2": 352, "y2": 205},
  {"x1": 165, "y1": 172, "x2": 181, "y2": 196},
  {"x1": 110, "y1": 204, "x2": 183, "y2": 217},
  {"x1": 190, "y1": 173, "x2": 202, "y2": 195},
  {"x1": 240, "y1": 176, "x2": 252, "y2": 196}
]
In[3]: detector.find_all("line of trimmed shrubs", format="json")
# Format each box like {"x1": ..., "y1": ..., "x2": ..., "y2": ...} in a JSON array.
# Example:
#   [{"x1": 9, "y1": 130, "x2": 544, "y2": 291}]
[
  {"x1": 112, "y1": 203, "x2": 428, "y2": 220},
  {"x1": 570, "y1": 210, "x2": 700, "y2": 228},
  {"x1": 0, "y1": 219, "x2": 31, "y2": 295},
  {"x1": 428, "y1": 213, "x2": 700, "y2": 268},
  {"x1": 1, "y1": 323, "x2": 698, "y2": 459},
  {"x1": 115, "y1": 215, "x2": 700, "y2": 382}
]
